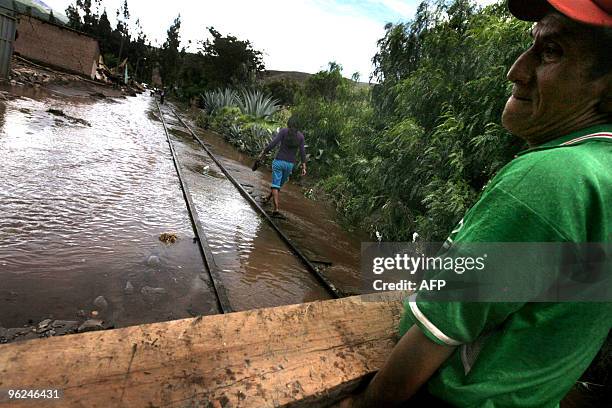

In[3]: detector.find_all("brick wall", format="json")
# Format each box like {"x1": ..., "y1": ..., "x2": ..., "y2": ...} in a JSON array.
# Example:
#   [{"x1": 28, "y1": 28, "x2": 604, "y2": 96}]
[{"x1": 14, "y1": 16, "x2": 99, "y2": 79}]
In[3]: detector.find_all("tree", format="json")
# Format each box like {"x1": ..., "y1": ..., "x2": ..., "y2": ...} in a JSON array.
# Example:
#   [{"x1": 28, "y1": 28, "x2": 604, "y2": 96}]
[
  {"x1": 65, "y1": 2, "x2": 82, "y2": 29},
  {"x1": 48, "y1": 10, "x2": 56, "y2": 24},
  {"x1": 77, "y1": 0, "x2": 97, "y2": 32},
  {"x1": 160, "y1": 15, "x2": 182, "y2": 86},
  {"x1": 199, "y1": 27, "x2": 265, "y2": 88}
]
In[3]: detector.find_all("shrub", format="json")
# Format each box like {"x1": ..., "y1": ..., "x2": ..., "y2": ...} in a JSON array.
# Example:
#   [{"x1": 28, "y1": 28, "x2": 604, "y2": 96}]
[{"x1": 262, "y1": 79, "x2": 302, "y2": 106}]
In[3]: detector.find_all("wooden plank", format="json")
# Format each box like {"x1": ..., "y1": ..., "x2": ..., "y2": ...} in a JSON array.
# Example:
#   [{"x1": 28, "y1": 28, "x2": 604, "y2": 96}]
[{"x1": 0, "y1": 293, "x2": 405, "y2": 407}]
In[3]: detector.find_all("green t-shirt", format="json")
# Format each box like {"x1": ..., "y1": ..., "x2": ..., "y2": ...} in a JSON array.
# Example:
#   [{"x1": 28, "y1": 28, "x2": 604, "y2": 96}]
[{"x1": 399, "y1": 124, "x2": 612, "y2": 407}]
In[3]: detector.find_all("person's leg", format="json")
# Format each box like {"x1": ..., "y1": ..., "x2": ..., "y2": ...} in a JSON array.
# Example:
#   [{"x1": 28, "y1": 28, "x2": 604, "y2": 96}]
[
  {"x1": 271, "y1": 188, "x2": 280, "y2": 212},
  {"x1": 270, "y1": 160, "x2": 283, "y2": 212},
  {"x1": 272, "y1": 161, "x2": 294, "y2": 214}
]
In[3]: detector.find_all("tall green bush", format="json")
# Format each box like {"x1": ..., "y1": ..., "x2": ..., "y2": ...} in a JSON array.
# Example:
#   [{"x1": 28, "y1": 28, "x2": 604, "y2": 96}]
[{"x1": 292, "y1": 0, "x2": 530, "y2": 241}]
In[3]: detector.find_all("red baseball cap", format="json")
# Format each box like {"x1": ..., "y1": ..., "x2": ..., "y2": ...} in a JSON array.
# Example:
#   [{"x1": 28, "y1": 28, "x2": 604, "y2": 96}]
[{"x1": 508, "y1": 0, "x2": 612, "y2": 27}]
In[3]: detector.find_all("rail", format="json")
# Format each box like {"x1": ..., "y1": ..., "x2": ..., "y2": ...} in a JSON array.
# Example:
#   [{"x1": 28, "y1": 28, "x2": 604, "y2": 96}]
[{"x1": 156, "y1": 101, "x2": 233, "y2": 313}]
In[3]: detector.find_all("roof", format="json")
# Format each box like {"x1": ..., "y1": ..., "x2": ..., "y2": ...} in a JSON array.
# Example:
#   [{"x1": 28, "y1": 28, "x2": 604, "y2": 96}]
[{"x1": 0, "y1": 0, "x2": 69, "y2": 24}]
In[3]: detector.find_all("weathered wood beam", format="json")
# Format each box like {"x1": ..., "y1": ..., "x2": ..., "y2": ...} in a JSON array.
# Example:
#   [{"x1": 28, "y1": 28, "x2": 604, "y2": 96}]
[{"x1": 0, "y1": 293, "x2": 405, "y2": 407}]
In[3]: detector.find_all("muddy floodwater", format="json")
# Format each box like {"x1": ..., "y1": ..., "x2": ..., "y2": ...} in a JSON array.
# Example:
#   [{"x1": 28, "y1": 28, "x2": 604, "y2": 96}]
[{"x1": 0, "y1": 90, "x2": 362, "y2": 331}]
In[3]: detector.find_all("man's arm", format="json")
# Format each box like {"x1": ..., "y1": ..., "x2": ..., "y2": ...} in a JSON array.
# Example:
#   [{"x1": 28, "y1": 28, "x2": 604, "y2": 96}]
[
  {"x1": 259, "y1": 131, "x2": 282, "y2": 159},
  {"x1": 341, "y1": 324, "x2": 456, "y2": 408}
]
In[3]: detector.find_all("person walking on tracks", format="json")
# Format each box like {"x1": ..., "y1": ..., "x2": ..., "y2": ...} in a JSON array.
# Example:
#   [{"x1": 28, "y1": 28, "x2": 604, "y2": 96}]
[
  {"x1": 339, "y1": 0, "x2": 612, "y2": 407},
  {"x1": 257, "y1": 116, "x2": 307, "y2": 216}
]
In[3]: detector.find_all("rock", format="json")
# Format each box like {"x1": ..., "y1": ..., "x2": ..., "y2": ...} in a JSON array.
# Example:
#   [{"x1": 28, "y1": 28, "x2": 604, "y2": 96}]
[
  {"x1": 91, "y1": 310, "x2": 99, "y2": 317},
  {"x1": 37, "y1": 319, "x2": 52, "y2": 329},
  {"x1": 51, "y1": 320, "x2": 78, "y2": 335},
  {"x1": 47, "y1": 108, "x2": 66, "y2": 117},
  {"x1": 5, "y1": 327, "x2": 30, "y2": 340},
  {"x1": 77, "y1": 319, "x2": 105, "y2": 333},
  {"x1": 93, "y1": 295, "x2": 108, "y2": 310},
  {"x1": 36, "y1": 319, "x2": 54, "y2": 333},
  {"x1": 141, "y1": 286, "x2": 167, "y2": 296},
  {"x1": 147, "y1": 255, "x2": 160, "y2": 266},
  {"x1": 21, "y1": 331, "x2": 39, "y2": 341},
  {"x1": 124, "y1": 281, "x2": 134, "y2": 294},
  {"x1": 42, "y1": 329, "x2": 56, "y2": 337}
]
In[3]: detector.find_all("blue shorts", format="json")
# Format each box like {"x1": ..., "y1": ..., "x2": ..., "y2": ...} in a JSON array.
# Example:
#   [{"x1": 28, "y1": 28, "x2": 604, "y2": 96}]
[{"x1": 271, "y1": 159, "x2": 294, "y2": 189}]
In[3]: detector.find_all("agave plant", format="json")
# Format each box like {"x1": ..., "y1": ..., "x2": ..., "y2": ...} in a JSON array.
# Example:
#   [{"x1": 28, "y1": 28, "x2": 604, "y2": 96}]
[
  {"x1": 227, "y1": 124, "x2": 242, "y2": 143},
  {"x1": 236, "y1": 89, "x2": 280, "y2": 119},
  {"x1": 200, "y1": 89, "x2": 238, "y2": 115}
]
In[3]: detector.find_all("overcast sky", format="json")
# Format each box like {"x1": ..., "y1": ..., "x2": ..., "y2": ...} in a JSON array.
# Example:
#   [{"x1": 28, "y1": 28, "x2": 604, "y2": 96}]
[{"x1": 44, "y1": 0, "x2": 498, "y2": 80}]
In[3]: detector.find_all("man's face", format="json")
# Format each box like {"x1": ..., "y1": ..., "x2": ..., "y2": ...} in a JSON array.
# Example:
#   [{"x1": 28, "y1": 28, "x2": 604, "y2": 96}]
[{"x1": 502, "y1": 13, "x2": 609, "y2": 144}]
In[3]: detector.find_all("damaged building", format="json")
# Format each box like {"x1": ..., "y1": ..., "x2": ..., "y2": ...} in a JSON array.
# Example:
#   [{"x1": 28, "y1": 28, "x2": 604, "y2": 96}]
[
  {"x1": 0, "y1": 0, "x2": 100, "y2": 80},
  {"x1": 14, "y1": 15, "x2": 100, "y2": 79}
]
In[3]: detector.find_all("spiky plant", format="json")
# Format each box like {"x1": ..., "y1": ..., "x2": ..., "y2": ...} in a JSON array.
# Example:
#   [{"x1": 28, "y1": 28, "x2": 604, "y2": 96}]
[
  {"x1": 200, "y1": 89, "x2": 238, "y2": 115},
  {"x1": 236, "y1": 89, "x2": 280, "y2": 119}
]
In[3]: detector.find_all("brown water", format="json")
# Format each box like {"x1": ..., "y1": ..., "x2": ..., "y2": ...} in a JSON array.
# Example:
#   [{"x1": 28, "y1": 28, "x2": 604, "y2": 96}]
[
  {"x1": 0, "y1": 90, "x2": 363, "y2": 330},
  {"x1": 0, "y1": 93, "x2": 218, "y2": 328},
  {"x1": 173, "y1": 107, "x2": 365, "y2": 296}
]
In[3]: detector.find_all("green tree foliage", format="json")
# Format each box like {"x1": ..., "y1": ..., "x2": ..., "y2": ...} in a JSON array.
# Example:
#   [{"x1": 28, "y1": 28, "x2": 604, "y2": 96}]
[
  {"x1": 291, "y1": 62, "x2": 372, "y2": 178},
  {"x1": 65, "y1": 3, "x2": 82, "y2": 29},
  {"x1": 64, "y1": 0, "x2": 155, "y2": 81},
  {"x1": 174, "y1": 27, "x2": 266, "y2": 98},
  {"x1": 160, "y1": 15, "x2": 182, "y2": 87},
  {"x1": 262, "y1": 79, "x2": 302, "y2": 106},
  {"x1": 199, "y1": 27, "x2": 265, "y2": 88},
  {"x1": 292, "y1": 0, "x2": 530, "y2": 241}
]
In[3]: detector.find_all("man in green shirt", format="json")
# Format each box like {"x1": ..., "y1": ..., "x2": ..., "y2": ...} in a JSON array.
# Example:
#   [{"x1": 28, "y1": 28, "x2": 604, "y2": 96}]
[{"x1": 341, "y1": 0, "x2": 612, "y2": 407}]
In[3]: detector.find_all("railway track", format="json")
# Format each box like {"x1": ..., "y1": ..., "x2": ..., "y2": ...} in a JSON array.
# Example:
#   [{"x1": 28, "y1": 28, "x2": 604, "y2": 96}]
[{"x1": 155, "y1": 101, "x2": 343, "y2": 314}]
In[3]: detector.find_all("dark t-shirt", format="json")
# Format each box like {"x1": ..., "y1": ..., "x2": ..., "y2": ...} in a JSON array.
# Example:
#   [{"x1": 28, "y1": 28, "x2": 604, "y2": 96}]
[{"x1": 263, "y1": 128, "x2": 306, "y2": 164}]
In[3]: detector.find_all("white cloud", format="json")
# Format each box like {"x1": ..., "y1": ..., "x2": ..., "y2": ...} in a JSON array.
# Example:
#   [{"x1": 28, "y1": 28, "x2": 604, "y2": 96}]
[
  {"x1": 44, "y1": 0, "x2": 385, "y2": 79},
  {"x1": 42, "y1": 0, "x2": 505, "y2": 80}
]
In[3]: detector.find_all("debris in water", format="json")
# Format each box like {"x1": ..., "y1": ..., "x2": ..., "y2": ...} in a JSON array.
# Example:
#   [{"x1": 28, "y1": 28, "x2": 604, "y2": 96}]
[
  {"x1": 159, "y1": 232, "x2": 178, "y2": 244},
  {"x1": 141, "y1": 286, "x2": 167, "y2": 296},
  {"x1": 124, "y1": 281, "x2": 134, "y2": 294},
  {"x1": 46, "y1": 108, "x2": 91, "y2": 127}
]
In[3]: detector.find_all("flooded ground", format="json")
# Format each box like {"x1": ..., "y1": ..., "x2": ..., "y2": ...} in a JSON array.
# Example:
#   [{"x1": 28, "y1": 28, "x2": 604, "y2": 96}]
[
  {"x1": 0, "y1": 91, "x2": 218, "y2": 330},
  {"x1": 159, "y1": 106, "x2": 332, "y2": 310},
  {"x1": 175, "y1": 107, "x2": 365, "y2": 295},
  {"x1": 0, "y1": 87, "x2": 363, "y2": 335}
]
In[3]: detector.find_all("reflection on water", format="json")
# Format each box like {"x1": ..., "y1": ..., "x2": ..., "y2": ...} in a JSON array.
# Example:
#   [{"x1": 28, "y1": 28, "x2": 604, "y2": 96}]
[{"x1": 0, "y1": 94, "x2": 219, "y2": 328}]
